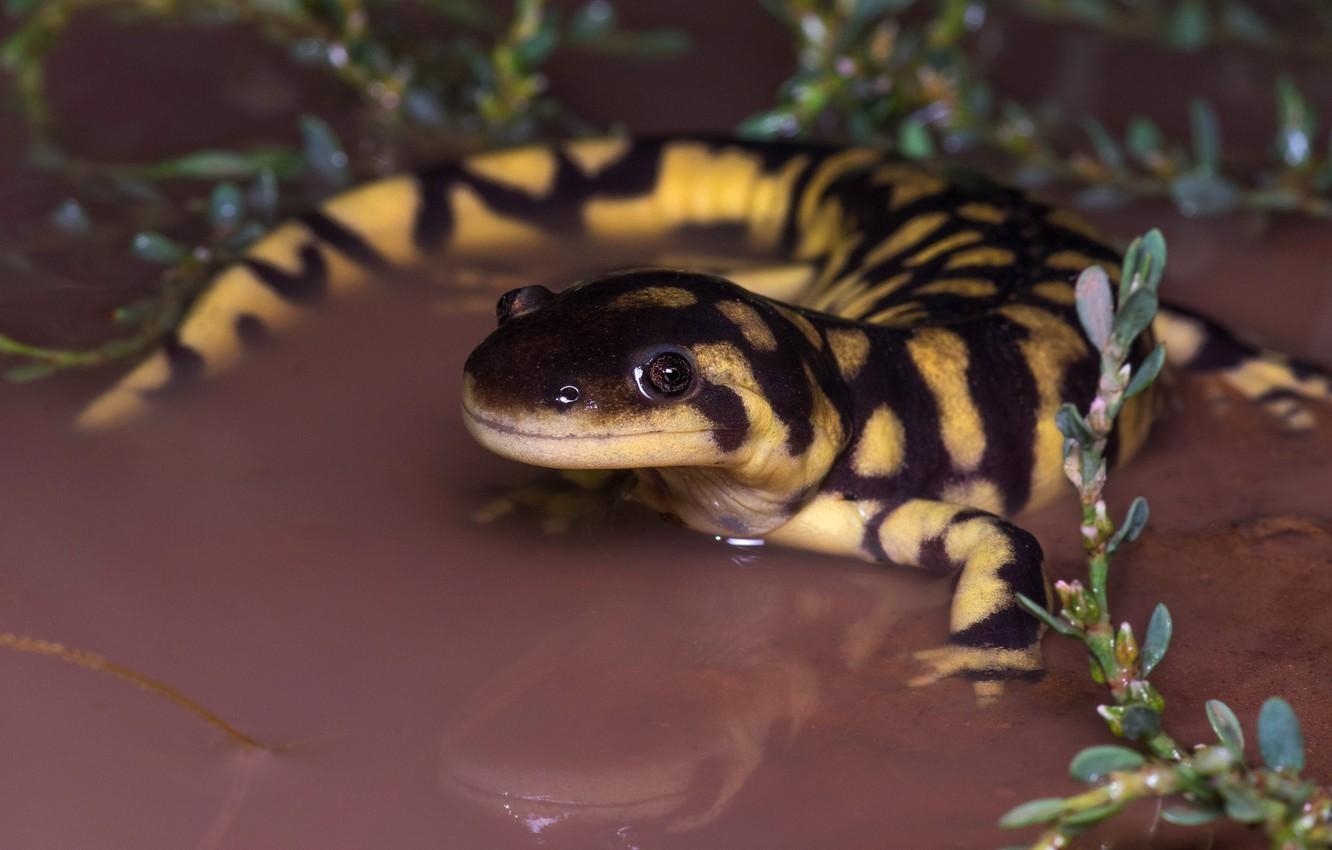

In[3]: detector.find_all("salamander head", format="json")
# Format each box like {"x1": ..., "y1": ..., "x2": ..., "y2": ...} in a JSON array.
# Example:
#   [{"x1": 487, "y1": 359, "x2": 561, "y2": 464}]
[{"x1": 462, "y1": 269, "x2": 851, "y2": 530}]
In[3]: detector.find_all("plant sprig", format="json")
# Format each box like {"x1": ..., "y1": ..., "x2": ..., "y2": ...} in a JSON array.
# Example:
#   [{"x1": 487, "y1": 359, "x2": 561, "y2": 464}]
[
  {"x1": 745, "y1": 1, "x2": 1332, "y2": 219},
  {"x1": 998, "y1": 231, "x2": 1332, "y2": 848}
]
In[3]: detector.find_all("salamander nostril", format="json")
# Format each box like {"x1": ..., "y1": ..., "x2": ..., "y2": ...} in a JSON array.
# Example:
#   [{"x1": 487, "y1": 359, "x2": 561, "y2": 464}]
[
  {"x1": 556, "y1": 385, "x2": 580, "y2": 405},
  {"x1": 496, "y1": 285, "x2": 556, "y2": 325}
]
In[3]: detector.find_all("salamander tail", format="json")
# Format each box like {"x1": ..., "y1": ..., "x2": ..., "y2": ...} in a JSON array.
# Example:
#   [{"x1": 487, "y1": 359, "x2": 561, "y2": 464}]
[{"x1": 1154, "y1": 302, "x2": 1331, "y2": 429}]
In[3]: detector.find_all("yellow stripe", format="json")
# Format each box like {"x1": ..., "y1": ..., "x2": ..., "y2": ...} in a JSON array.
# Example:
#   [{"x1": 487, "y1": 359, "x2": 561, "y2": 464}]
[
  {"x1": 464, "y1": 147, "x2": 559, "y2": 198},
  {"x1": 907, "y1": 328, "x2": 986, "y2": 471}
]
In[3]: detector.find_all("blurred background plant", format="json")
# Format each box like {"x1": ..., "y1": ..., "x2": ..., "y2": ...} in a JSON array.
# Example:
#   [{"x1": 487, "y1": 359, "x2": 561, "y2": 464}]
[{"x1": 3, "y1": 0, "x2": 1330, "y2": 378}]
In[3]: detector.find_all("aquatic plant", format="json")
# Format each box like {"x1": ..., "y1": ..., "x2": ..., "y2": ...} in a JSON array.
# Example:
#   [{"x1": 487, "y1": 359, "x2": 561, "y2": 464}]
[
  {"x1": 998, "y1": 233, "x2": 1332, "y2": 849},
  {"x1": 0, "y1": 0, "x2": 687, "y2": 380},
  {"x1": 746, "y1": 1, "x2": 1332, "y2": 217}
]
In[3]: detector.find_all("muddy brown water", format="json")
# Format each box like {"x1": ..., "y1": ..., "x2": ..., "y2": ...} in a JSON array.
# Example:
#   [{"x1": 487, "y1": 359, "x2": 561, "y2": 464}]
[{"x1": 3, "y1": 6, "x2": 1332, "y2": 850}]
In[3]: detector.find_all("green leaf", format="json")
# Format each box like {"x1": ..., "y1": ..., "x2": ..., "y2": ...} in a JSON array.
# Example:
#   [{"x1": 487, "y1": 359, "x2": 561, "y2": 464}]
[
  {"x1": 419, "y1": 0, "x2": 498, "y2": 30},
  {"x1": 568, "y1": 0, "x2": 614, "y2": 41},
  {"x1": 1164, "y1": 0, "x2": 1210, "y2": 51},
  {"x1": 1062, "y1": 802, "x2": 1124, "y2": 827},
  {"x1": 1108, "y1": 496, "x2": 1150, "y2": 554},
  {"x1": 131, "y1": 232, "x2": 187, "y2": 265},
  {"x1": 1125, "y1": 116, "x2": 1165, "y2": 168},
  {"x1": 998, "y1": 797, "x2": 1067, "y2": 829},
  {"x1": 249, "y1": 169, "x2": 280, "y2": 223},
  {"x1": 1171, "y1": 173, "x2": 1242, "y2": 217},
  {"x1": 1220, "y1": 783, "x2": 1266, "y2": 823},
  {"x1": 1220, "y1": 1, "x2": 1275, "y2": 45},
  {"x1": 1069, "y1": 745, "x2": 1145, "y2": 783},
  {"x1": 1111, "y1": 288, "x2": 1159, "y2": 349},
  {"x1": 208, "y1": 182, "x2": 245, "y2": 231},
  {"x1": 49, "y1": 198, "x2": 90, "y2": 235},
  {"x1": 1140, "y1": 603, "x2": 1172, "y2": 676},
  {"x1": 299, "y1": 114, "x2": 351, "y2": 189},
  {"x1": 1258, "y1": 697, "x2": 1305, "y2": 773},
  {"x1": 1125, "y1": 343, "x2": 1166, "y2": 399},
  {"x1": 1055, "y1": 403, "x2": 1094, "y2": 447},
  {"x1": 137, "y1": 148, "x2": 305, "y2": 181},
  {"x1": 1017, "y1": 592, "x2": 1079, "y2": 637},
  {"x1": 737, "y1": 109, "x2": 799, "y2": 139},
  {"x1": 1162, "y1": 801, "x2": 1221, "y2": 826},
  {"x1": 1082, "y1": 118, "x2": 1123, "y2": 171},
  {"x1": 514, "y1": 17, "x2": 559, "y2": 67},
  {"x1": 1119, "y1": 229, "x2": 1167, "y2": 301},
  {"x1": 1206, "y1": 700, "x2": 1245, "y2": 757},
  {"x1": 896, "y1": 117, "x2": 935, "y2": 160},
  {"x1": 1074, "y1": 265, "x2": 1114, "y2": 351},
  {"x1": 1188, "y1": 99, "x2": 1222, "y2": 175},
  {"x1": 1121, "y1": 705, "x2": 1162, "y2": 740},
  {"x1": 5, "y1": 361, "x2": 59, "y2": 382},
  {"x1": 1275, "y1": 74, "x2": 1317, "y2": 170}
]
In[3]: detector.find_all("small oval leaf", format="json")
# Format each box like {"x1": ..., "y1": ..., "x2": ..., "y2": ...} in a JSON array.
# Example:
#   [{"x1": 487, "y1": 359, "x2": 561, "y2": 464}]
[
  {"x1": 1069, "y1": 745, "x2": 1145, "y2": 783},
  {"x1": 1121, "y1": 704, "x2": 1162, "y2": 740},
  {"x1": 1258, "y1": 697, "x2": 1305, "y2": 773},
  {"x1": 1125, "y1": 343, "x2": 1166, "y2": 399},
  {"x1": 208, "y1": 182, "x2": 246, "y2": 231},
  {"x1": 1140, "y1": 603, "x2": 1172, "y2": 676},
  {"x1": 1162, "y1": 801, "x2": 1221, "y2": 826},
  {"x1": 1108, "y1": 496, "x2": 1150, "y2": 554},
  {"x1": 131, "y1": 232, "x2": 187, "y2": 265},
  {"x1": 1206, "y1": 699, "x2": 1245, "y2": 756},
  {"x1": 1075, "y1": 265, "x2": 1114, "y2": 351},
  {"x1": 5, "y1": 361, "x2": 59, "y2": 382},
  {"x1": 1017, "y1": 592, "x2": 1079, "y2": 637},
  {"x1": 299, "y1": 114, "x2": 351, "y2": 189},
  {"x1": 1055, "y1": 403, "x2": 1095, "y2": 447},
  {"x1": 1112, "y1": 288, "x2": 1159, "y2": 349},
  {"x1": 998, "y1": 797, "x2": 1067, "y2": 829}
]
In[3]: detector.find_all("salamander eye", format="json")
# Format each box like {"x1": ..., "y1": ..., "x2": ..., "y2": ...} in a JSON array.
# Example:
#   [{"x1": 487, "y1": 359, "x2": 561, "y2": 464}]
[{"x1": 643, "y1": 352, "x2": 694, "y2": 397}]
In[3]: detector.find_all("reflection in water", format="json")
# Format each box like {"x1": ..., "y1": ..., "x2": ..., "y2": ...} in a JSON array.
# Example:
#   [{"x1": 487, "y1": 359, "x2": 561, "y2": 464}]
[{"x1": 438, "y1": 563, "x2": 934, "y2": 843}]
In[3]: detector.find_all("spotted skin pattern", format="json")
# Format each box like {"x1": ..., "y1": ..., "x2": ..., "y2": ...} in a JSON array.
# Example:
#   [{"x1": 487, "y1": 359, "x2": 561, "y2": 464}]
[{"x1": 80, "y1": 139, "x2": 1332, "y2": 692}]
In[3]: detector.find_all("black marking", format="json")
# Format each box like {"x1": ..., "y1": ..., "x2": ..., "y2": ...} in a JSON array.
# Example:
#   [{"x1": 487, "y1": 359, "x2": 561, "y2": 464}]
[
  {"x1": 144, "y1": 333, "x2": 205, "y2": 399},
  {"x1": 235, "y1": 313, "x2": 269, "y2": 348},
  {"x1": 958, "y1": 316, "x2": 1043, "y2": 514},
  {"x1": 947, "y1": 524, "x2": 1046, "y2": 650},
  {"x1": 413, "y1": 164, "x2": 461, "y2": 253},
  {"x1": 300, "y1": 210, "x2": 390, "y2": 270},
  {"x1": 242, "y1": 243, "x2": 328, "y2": 303},
  {"x1": 692, "y1": 383, "x2": 749, "y2": 453},
  {"x1": 859, "y1": 504, "x2": 892, "y2": 562}
]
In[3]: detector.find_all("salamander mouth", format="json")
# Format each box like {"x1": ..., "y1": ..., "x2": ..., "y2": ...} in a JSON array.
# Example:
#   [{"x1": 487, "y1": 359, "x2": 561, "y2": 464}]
[{"x1": 460, "y1": 402, "x2": 742, "y2": 469}]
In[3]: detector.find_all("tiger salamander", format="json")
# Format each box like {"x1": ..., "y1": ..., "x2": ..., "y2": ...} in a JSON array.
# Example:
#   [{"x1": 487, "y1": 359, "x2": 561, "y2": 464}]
[{"x1": 78, "y1": 138, "x2": 1332, "y2": 692}]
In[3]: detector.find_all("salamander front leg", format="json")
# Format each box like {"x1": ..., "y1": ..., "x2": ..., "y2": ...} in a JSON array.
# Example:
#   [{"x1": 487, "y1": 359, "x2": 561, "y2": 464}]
[{"x1": 873, "y1": 499, "x2": 1049, "y2": 704}]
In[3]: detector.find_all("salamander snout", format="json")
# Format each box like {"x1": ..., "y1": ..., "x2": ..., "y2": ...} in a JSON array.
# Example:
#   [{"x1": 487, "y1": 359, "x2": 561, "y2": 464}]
[{"x1": 496, "y1": 285, "x2": 555, "y2": 325}]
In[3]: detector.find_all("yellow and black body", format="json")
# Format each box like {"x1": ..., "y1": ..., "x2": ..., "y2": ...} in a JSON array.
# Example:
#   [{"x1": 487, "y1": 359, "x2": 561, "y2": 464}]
[{"x1": 79, "y1": 137, "x2": 1332, "y2": 691}]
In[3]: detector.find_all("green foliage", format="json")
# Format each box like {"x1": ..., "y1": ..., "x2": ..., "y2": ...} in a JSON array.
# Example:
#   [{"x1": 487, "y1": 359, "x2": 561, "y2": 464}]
[
  {"x1": 1005, "y1": 236, "x2": 1332, "y2": 849},
  {"x1": 749, "y1": 1, "x2": 1332, "y2": 218},
  {"x1": 0, "y1": 0, "x2": 688, "y2": 380}
]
